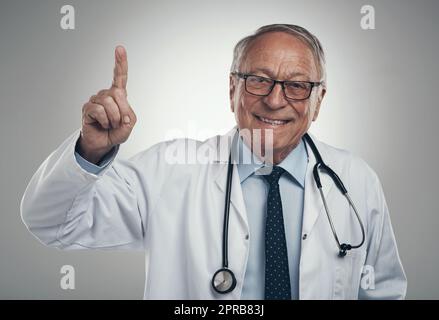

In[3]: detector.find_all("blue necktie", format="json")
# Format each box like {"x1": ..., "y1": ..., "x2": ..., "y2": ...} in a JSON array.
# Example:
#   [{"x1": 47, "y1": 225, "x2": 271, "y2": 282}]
[{"x1": 263, "y1": 166, "x2": 291, "y2": 300}]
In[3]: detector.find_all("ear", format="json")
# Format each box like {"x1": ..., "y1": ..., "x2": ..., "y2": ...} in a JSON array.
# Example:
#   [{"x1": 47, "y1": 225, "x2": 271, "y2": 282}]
[
  {"x1": 229, "y1": 75, "x2": 236, "y2": 113},
  {"x1": 312, "y1": 86, "x2": 326, "y2": 121}
]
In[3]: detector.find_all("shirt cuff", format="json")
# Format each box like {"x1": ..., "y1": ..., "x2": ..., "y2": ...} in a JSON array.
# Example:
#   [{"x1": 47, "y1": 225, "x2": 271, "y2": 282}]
[{"x1": 74, "y1": 146, "x2": 119, "y2": 175}]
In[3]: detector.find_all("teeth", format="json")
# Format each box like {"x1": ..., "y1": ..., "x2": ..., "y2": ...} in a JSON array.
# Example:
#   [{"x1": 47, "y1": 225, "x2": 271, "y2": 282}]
[{"x1": 258, "y1": 116, "x2": 288, "y2": 125}]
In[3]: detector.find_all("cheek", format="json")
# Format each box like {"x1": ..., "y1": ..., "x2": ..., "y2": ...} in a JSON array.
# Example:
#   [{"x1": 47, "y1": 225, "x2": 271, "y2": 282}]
[
  {"x1": 307, "y1": 94, "x2": 320, "y2": 119},
  {"x1": 295, "y1": 100, "x2": 317, "y2": 122},
  {"x1": 293, "y1": 102, "x2": 311, "y2": 120},
  {"x1": 236, "y1": 93, "x2": 258, "y2": 119}
]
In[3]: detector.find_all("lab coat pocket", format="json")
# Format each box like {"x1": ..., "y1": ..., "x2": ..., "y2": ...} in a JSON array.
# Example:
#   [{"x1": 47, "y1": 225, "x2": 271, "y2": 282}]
[{"x1": 333, "y1": 250, "x2": 366, "y2": 300}]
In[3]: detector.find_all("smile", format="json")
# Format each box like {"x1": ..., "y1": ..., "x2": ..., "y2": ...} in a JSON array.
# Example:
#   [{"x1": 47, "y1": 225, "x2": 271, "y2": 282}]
[{"x1": 255, "y1": 115, "x2": 291, "y2": 126}]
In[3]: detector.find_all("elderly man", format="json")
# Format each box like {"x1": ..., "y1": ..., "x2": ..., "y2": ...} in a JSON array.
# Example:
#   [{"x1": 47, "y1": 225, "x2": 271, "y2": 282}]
[{"x1": 21, "y1": 24, "x2": 406, "y2": 300}]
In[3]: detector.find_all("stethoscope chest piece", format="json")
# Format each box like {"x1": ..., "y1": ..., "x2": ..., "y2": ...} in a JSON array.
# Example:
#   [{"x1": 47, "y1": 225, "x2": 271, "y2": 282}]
[{"x1": 212, "y1": 268, "x2": 236, "y2": 294}]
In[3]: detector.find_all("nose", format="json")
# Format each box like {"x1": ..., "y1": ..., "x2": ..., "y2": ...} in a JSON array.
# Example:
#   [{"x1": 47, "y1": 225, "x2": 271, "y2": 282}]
[{"x1": 263, "y1": 82, "x2": 288, "y2": 110}]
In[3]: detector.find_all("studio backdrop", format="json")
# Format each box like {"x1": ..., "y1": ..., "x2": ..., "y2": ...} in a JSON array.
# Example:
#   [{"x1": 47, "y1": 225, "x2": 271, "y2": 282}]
[{"x1": 1, "y1": 0, "x2": 438, "y2": 299}]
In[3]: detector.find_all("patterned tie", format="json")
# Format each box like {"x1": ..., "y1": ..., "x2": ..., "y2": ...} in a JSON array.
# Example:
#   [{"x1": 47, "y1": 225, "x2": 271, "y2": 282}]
[{"x1": 263, "y1": 166, "x2": 291, "y2": 300}]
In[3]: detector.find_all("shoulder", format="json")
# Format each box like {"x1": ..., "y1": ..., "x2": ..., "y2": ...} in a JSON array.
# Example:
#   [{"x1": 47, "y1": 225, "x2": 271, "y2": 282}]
[
  {"x1": 311, "y1": 136, "x2": 389, "y2": 223},
  {"x1": 311, "y1": 135, "x2": 381, "y2": 187}
]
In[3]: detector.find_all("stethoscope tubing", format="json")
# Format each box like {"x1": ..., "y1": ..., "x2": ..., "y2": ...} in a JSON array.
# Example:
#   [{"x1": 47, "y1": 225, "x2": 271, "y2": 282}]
[
  {"x1": 213, "y1": 131, "x2": 366, "y2": 294},
  {"x1": 222, "y1": 152, "x2": 234, "y2": 269}
]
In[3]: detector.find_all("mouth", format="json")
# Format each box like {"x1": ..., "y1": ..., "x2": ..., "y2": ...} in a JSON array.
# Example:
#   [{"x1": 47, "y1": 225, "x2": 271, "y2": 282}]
[{"x1": 254, "y1": 114, "x2": 292, "y2": 126}]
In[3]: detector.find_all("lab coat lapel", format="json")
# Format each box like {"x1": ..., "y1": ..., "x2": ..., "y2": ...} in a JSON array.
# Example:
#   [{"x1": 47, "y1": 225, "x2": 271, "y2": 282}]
[
  {"x1": 213, "y1": 128, "x2": 248, "y2": 230},
  {"x1": 213, "y1": 129, "x2": 336, "y2": 238},
  {"x1": 302, "y1": 134, "x2": 335, "y2": 237}
]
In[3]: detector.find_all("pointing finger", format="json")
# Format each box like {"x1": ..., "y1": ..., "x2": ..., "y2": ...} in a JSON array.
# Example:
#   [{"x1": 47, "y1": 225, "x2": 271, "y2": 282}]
[{"x1": 112, "y1": 45, "x2": 128, "y2": 89}]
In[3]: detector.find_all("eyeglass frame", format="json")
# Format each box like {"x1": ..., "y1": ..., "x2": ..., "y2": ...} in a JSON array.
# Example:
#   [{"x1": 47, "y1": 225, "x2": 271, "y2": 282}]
[{"x1": 231, "y1": 71, "x2": 323, "y2": 101}]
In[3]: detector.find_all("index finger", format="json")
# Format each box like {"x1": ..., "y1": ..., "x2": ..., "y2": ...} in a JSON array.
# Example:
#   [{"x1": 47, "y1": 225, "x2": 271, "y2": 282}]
[{"x1": 112, "y1": 45, "x2": 128, "y2": 89}]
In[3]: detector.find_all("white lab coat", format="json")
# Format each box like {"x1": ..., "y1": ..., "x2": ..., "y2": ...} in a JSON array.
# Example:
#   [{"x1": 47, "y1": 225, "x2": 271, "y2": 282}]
[{"x1": 21, "y1": 127, "x2": 407, "y2": 299}]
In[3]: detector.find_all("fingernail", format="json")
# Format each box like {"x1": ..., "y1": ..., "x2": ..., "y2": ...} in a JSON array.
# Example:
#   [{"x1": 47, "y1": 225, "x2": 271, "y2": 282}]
[{"x1": 123, "y1": 115, "x2": 131, "y2": 124}]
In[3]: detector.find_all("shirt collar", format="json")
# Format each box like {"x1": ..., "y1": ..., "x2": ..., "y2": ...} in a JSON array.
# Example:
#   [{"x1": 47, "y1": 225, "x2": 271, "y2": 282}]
[{"x1": 233, "y1": 134, "x2": 308, "y2": 188}]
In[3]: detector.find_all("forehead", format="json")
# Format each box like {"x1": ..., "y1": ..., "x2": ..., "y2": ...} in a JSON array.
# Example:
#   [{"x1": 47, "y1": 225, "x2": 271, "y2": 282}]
[{"x1": 241, "y1": 32, "x2": 318, "y2": 78}]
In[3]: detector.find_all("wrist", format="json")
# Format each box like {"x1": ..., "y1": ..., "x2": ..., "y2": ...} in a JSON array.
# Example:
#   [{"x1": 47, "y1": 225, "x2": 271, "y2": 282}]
[{"x1": 76, "y1": 138, "x2": 113, "y2": 165}]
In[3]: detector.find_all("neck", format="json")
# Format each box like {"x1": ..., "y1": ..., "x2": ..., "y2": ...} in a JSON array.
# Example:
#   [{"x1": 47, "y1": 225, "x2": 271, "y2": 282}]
[{"x1": 243, "y1": 141, "x2": 298, "y2": 166}]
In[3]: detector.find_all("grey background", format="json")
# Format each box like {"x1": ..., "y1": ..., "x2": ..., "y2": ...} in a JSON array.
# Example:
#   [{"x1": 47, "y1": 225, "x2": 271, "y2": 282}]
[{"x1": 1, "y1": 0, "x2": 438, "y2": 299}]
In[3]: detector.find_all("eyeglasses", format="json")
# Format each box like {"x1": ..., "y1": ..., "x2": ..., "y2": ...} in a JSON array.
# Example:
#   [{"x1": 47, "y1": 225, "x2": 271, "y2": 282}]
[{"x1": 232, "y1": 72, "x2": 322, "y2": 101}]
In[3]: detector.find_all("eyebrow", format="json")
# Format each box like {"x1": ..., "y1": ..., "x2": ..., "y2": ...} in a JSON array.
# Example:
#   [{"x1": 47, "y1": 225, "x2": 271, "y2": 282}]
[{"x1": 250, "y1": 67, "x2": 309, "y2": 79}]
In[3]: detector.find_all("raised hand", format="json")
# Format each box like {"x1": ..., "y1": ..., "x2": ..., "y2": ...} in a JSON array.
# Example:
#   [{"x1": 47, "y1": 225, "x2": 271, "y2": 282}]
[{"x1": 79, "y1": 46, "x2": 137, "y2": 164}]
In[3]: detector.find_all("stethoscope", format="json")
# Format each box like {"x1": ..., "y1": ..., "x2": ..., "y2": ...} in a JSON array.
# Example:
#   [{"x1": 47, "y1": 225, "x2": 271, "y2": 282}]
[{"x1": 211, "y1": 131, "x2": 366, "y2": 294}]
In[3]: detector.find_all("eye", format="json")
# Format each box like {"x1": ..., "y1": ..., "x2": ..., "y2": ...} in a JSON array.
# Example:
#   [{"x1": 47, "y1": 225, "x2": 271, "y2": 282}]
[
  {"x1": 248, "y1": 76, "x2": 272, "y2": 84},
  {"x1": 285, "y1": 82, "x2": 308, "y2": 90}
]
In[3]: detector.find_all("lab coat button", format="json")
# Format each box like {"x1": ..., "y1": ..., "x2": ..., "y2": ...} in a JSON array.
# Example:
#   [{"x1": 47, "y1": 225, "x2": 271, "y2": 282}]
[
  {"x1": 302, "y1": 234, "x2": 307, "y2": 240},
  {"x1": 245, "y1": 234, "x2": 249, "y2": 240}
]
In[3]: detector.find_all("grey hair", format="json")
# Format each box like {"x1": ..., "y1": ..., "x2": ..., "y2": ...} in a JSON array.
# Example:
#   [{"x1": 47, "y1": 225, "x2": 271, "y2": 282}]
[{"x1": 230, "y1": 24, "x2": 326, "y2": 85}]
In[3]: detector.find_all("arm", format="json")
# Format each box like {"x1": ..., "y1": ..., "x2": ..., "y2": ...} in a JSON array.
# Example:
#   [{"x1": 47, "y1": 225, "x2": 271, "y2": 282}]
[
  {"x1": 20, "y1": 130, "x2": 147, "y2": 250},
  {"x1": 20, "y1": 46, "x2": 157, "y2": 250},
  {"x1": 358, "y1": 175, "x2": 407, "y2": 299}
]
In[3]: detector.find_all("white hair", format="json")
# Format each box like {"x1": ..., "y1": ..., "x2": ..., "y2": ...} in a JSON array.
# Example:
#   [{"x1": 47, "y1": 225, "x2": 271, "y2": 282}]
[{"x1": 231, "y1": 24, "x2": 327, "y2": 85}]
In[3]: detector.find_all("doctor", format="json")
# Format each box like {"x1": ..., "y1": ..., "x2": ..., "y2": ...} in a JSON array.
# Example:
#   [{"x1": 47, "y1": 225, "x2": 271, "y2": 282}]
[{"x1": 21, "y1": 24, "x2": 406, "y2": 299}]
